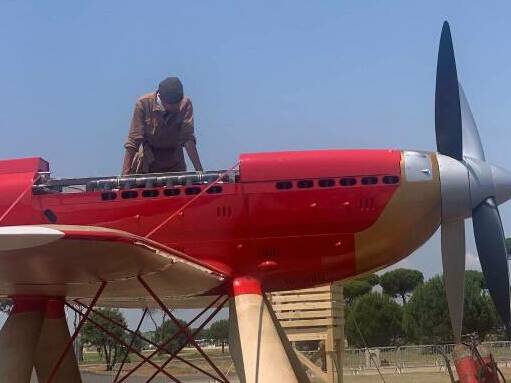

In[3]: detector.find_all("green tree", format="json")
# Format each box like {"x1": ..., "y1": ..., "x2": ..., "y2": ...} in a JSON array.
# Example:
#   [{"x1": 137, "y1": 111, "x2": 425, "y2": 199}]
[
  {"x1": 358, "y1": 274, "x2": 380, "y2": 287},
  {"x1": 196, "y1": 327, "x2": 210, "y2": 340},
  {"x1": 403, "y1": 272, "x2": 497, "y2": 344},
  {"x1": 154, "y1": 318, "x2": 189, "y2": 354},
  {"x1": 343, "y1": 281, "x2": 372, "y2": 305},
  {"x1": 465, "y1": 269, "x2": 486, "y2": 290},
  {"x1": 380, "y1": 268, "x2": 424, "y2": 304},
  {"x1": 208, "y1": 319, "x2": 229, "y2": 352},
  {"x1": 209, "y1": 320, "x2": 229, "y2": 342},
  {"x1": 345, "y1": 292, "x2": 403, "y2": 347},
  {"x1": 343, "y1": 274, "x2": 379, "y2": 305},
  {"x1": 81, "y1": 308, "x2": 128, "y2": 371},
  {"x1": 131, "y1": 330, "x2": 146, "y2": 353}
]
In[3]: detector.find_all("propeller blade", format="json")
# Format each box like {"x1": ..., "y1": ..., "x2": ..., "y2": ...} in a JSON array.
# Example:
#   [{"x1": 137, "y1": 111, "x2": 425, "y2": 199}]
[
  {"x1": 459, "y1": 83, "x2": 485, "y2": 161},
  {"x1": 442, "y1": 219, "x2": 466, "y2": 342},
  {"x1": 435, "y1": 21, "x2": 463, "y2": 160},
  {"x1": 472, "y1": 197, "x2": 511, "y2": 326}
]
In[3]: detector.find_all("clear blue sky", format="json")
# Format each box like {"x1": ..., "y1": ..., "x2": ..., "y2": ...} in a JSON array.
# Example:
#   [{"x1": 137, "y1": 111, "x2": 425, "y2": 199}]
[{"x1": 1, "y1": 1, "x2": 511, "y2": 328}]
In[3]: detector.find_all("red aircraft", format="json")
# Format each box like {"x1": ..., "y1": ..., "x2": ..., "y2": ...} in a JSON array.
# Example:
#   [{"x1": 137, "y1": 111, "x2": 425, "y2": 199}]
[{"x1": 0, "y1": 22, "x2": 509, "y2": 383}]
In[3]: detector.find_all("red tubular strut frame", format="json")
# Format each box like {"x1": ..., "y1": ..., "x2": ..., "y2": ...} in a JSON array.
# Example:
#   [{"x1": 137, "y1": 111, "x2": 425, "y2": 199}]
[
  {"x1": 75, "y1": 298, "x2": 226, "y2": 383},
  {"x1": 141, "y1": 297, "x2": 229, "y2": 383},
  {"x1": 42, "y1": 279, "x2": 229, "y2": 381},
  {"x1": 113, "y1": 307, "x2": 148, "y2": 383},
  {"x1": 115, "y1": 292, "x2": 229, "y2": 383},
  {"x1": 65, "y1": 302, "x2": 181, "y2": 383},
  {"x1": 137, "y1": 275, "x2": 231, "y2": 383},
  {"x1": 45, "y1": 281, "x2": 107, "y2": 383}
]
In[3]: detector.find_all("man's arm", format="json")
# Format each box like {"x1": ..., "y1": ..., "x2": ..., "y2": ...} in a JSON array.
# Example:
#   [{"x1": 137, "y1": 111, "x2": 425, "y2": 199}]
[
  {"x1": 184, "y1": 141, "x2": 203, "y2": 171},
  {"x1": 122, "y1": 101, "x2": 145, "y2": 175},
  {"x1": 180, "y1": 98, "x2": 203, "y2": 171}
]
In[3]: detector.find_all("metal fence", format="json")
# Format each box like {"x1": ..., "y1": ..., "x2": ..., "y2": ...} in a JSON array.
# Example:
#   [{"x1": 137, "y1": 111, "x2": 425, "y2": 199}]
[{"x1": 343, "y1": 341, "x2": 511, "y2": 374}]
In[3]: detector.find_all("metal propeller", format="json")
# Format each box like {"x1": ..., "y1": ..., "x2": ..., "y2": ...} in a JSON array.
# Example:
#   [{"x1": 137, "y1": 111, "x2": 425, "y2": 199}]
[{"x1": 435, "y1": 21, "x2": 511, "y2": 341}]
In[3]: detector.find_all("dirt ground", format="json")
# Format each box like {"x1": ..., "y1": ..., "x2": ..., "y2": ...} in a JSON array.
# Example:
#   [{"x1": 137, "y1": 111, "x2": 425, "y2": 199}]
[
  {"x1": 31, "y1": 371, "x2": 454, "y2": 382},
  {"x1": 342, "y1": 369, "x2": 511, "y2": 383},
  {"x1": 78, "y1": 369, "x2": 511, "y2": 383},
  {"x1": 343, "y1": 374, "x2": 456, "y2": 383},
  {"x1": 32, "y1": 372, "x2": 209, "y2": 382},
  {"x1": 80, "y1": 371, "x2": 511, "y2": 383},
  {"x1": 78, "y1": 352, "x2": 511, "y2": 383},
  {"x1": 30, "y1": 369, "x2": 511, "y2": 382}
]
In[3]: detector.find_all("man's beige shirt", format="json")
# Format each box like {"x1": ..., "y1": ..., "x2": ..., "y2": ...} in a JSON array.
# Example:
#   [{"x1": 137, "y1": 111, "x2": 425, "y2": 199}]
[{"x1": 125, "y1": 92, "x2": 195, "y2": 172}]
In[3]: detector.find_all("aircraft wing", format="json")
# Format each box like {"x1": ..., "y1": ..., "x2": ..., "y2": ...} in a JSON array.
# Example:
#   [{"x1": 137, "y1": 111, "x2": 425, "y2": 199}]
[{"x1": 0, "y1": 225, "x2": 228, "y2": 308}]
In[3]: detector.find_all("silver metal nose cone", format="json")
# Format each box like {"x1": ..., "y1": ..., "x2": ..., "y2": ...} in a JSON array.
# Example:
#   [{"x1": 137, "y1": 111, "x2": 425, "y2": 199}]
[{"x1": 491, "y1": 164, "x2": 511, "y2": 205}]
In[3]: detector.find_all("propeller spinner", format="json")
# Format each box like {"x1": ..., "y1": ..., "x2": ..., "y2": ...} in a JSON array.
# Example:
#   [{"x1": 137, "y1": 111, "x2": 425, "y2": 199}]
[{"x1": 435, "y1": 21, "x2": 511, "y2": 341}]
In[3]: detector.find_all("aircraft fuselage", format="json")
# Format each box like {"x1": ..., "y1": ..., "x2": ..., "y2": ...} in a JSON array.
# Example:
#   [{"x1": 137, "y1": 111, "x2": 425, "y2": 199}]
[{"x1": 0, "y1": 149, "x2": 441, "y2": 292}]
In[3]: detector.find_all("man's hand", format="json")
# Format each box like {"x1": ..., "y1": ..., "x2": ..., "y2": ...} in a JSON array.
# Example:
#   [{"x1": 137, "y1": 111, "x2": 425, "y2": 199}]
[
  {"x1": 122, "y1": 148, "x2": 136, "y2": 175},
  {"x1": 184, "y1": 141, "x2": 203, "y2": 172}
]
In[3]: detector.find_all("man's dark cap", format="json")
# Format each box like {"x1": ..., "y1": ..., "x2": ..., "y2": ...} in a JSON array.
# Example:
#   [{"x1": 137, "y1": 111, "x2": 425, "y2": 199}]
[{"x1": 158, "y1": 77, "x2": 184, "y2": 103}]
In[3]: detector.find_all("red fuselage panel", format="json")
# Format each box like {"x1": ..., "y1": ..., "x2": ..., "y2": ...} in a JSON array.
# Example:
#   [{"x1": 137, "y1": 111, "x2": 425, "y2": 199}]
[{"x1": 240, "y1": 150, "x2": 400, "y2": 181}]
